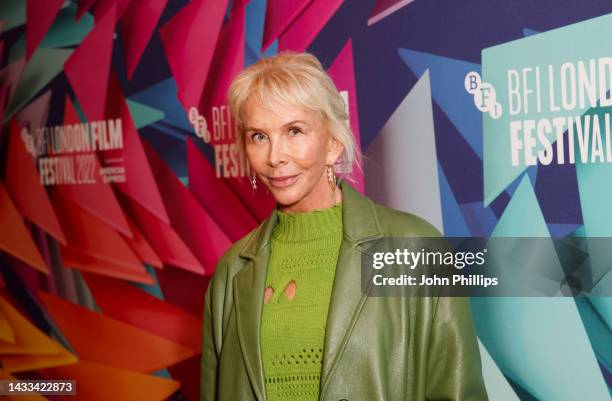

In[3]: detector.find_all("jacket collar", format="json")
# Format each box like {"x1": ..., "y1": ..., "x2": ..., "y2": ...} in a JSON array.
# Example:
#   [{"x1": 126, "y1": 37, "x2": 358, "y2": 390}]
[{"x1": 233, "y1": 179, "x2": 383, "y2": 401}]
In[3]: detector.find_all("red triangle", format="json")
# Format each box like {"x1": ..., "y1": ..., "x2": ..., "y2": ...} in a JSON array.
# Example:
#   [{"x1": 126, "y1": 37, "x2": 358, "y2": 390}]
[
  {"x1": 61, "y1": 245, "x2": 153, "y2": 284},
  {"x1": 0, "y1": 183, "x2": 48, "y2": 274},
  {"x1": 122, "y1": 217, "x2": 163, "y2": 268},
  {"x1": 64, "y1": 2, "x2": 116, "y2": 121},
  {"x1": 120, "y1": 192, "x2": 203, "y2": 274},
  {"x1": 142, "y1": 139, "x2": 231, "y2": 275},
  {"x1": 38, "y1": 291, "x2": 197, "y2": 372},
  {"x1": 82, "y1": 272, "x2": 201, "y2": 350},
  {"x1": 51, "y1": 190, "x2": 144, "y2": 273},
  {"x1": 5, "y1": 118, "x2": 67, "y2": 244}
]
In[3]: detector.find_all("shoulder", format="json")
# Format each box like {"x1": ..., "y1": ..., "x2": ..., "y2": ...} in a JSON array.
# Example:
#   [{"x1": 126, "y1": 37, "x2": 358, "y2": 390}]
[
  {"x1": 370, "y1": 200, "x2": 443, "y2": 238},
  {"x1": 212, "y1": 226, "x2": 259, "y2": 280}
]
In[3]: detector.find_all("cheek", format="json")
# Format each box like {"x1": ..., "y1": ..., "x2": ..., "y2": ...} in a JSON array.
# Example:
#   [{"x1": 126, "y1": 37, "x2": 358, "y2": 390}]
[{"x1": 288, "y1": 137, "x2": 328, "y2": 168}]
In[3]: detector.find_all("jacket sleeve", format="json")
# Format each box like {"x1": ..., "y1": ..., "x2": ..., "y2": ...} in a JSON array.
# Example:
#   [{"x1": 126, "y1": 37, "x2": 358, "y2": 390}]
[
  {"x1": 425, "y1": 296, "x2": 489, "y2": 401},
  {"x1": 200, "y1": 276, "x2": 218, "y2": 401}
]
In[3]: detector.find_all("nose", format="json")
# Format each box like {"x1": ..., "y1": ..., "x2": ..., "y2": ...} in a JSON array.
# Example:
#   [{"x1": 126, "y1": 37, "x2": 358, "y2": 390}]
[{"x1": 267, "y1": 136, "x2": 287, "y2": 167}]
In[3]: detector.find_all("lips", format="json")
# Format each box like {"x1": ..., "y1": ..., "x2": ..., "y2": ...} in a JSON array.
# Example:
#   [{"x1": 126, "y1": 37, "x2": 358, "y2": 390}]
[{"x1": 267, "y1": 174, "x2": 300, "y2": 188}]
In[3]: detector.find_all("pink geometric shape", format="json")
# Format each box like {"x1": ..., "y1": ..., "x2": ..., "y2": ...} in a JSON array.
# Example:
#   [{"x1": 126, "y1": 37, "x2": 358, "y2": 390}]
[
  {"x1": 198, "y1": 1, "x2": 245, "y2": 142},
  {"x1": 158, "y1": 0, "x2": 227, "y2": 110},
  {"x1": 64, "y1": 2, "x2": 116, "y2": 121},
  {"x1": 105, "y1": 73, "x2": 170, "y2": 225},
  {"x1": 367, "y1": 0, "x2": 416, "y2": 26},
  {"x1": 18, "y1": 90, "x2": 51, "y2": 131},
  {"x1": 187, "y1": 138, "x2": 257, "y2": 242},
  {"x1": 262, "y1": 0, "x2": 312, "y2": 52},
  {"x1": 120, "y1": 0, "x2": 168, "y2": 79},
  {"x1": 57, "y1": 96, "x2": 133, "y2": 238},
  {"x1": 327, "y1": 39, "x2": 365, "y2": 193},
  {"x1": 25, "y1": 0, "x2": 64, "y2": 60},
  {"x1": 278, "y1": 0, "x2": 343, "y2": 52},
  {"x1": 5, "y1": 118, "x2": 67, "y2": 245},
  {"x1": 142, "y1": 139, "x2": 232, "y2": 276}
]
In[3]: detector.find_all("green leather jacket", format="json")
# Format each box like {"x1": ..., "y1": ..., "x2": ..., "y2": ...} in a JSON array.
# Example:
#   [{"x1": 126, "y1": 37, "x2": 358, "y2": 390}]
[{"x1": 200, "y1": 179, "x2": 489, "y2": 401}]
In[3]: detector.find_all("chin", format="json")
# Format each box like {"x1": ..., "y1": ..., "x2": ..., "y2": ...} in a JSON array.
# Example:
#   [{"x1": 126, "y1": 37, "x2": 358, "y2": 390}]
[{"x1": 267, "y1": 187, "x2": 304, "y2": 207}]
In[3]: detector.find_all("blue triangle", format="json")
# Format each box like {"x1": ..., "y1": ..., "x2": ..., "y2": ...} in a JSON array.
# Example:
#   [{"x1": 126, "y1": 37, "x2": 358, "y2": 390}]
[
  {"x1": 547, "y1": 223, "x2": 582, "y2": 238},
  {"x1": 129, "y1": 78, "x2": 192, "y2": 131},
  {"x1": 523, "y1": 27, "x2": 540, "y2": 37},
  {"x1": 505, "y1": 166, "x2": 538, "y2": 197},
  {"x1": 438, "y1": 163, "x2": 471, "y2": 236},
  {"x1": 398, "y1": 48, "x2": 482, "y2": 158},
  {"x1": 459, "y1": 202, "x2": 498, "y2": 237}
]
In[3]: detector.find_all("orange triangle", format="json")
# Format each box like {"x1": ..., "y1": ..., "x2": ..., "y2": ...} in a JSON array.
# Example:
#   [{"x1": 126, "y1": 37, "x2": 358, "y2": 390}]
[
  {"x1": 5, "y1": 118, "x2": 67, "y2": 244},
  {"x1": 40, "y1": 360, "x2": 180, "y2": 401},
  {"x1": 38, "y1": 291, "x2": 196, "y2": 372},
  {"x1": 0, "y1": 183, "x2": 48, "y2": 274},
  {"x1": 56, "y1": 96, "x2": 133, "y2": 239},
  {"x1": 51, "y1": 191, "x2": 143, "y2": 272},
  {"x1": 0, "y1": 369, "x2": 51, "y2": 400},
  {"x1": 0, "y1": 295, "x2": 61, "y2": 355},
  {"x1": 60, "y1": 246, "x2": 153, "y2": 285},
  {"x1": 1, "y1": 340, "x2": 78, "y2": 373},
  {"x1": 0, "y1": 305, "x2": 14, "y2": 342}
]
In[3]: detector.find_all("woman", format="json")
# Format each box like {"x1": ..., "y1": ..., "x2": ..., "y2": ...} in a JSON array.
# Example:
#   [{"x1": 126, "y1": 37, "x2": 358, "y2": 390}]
[{"x1": 200, "y1": 52, "x2": 488, "y2": 401}]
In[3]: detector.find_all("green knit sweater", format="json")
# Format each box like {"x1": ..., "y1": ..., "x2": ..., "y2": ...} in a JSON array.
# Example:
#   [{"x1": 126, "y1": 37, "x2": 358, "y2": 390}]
[{"x1": 261, "y1": 202, "x2": 343, "y2": 401}]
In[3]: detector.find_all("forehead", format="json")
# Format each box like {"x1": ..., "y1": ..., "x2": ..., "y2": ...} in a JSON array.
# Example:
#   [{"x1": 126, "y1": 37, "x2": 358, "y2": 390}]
[{"x1": 243, "y1": 97, "x2": 320, "y2": 128}]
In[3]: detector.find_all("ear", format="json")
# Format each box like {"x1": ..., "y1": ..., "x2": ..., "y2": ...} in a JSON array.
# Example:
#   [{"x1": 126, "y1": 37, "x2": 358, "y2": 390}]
[{"x1": 326, "y1": 135, "x2": 345, "y2": 165}]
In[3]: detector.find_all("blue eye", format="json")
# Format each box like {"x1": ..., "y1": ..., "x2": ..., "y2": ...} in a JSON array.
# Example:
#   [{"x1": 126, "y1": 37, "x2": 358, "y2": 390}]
[{"x1": 250, "y1": 132, "x2": 267, "y2": 142}]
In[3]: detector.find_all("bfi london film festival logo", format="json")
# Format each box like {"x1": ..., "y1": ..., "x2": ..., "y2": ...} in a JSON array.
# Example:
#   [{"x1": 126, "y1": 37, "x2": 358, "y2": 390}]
[
  {"x1": 465, "y1": 71, "x2": 502, "y2": 119},
  {"x1": 188, "y1": 106, "x2": 251, "y2": 179}
]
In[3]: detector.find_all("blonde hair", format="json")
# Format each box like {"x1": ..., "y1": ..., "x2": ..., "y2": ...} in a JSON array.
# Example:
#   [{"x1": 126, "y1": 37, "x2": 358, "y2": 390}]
[{"x1": 227, "y1": 51, "x2": 361, "y2": 178}]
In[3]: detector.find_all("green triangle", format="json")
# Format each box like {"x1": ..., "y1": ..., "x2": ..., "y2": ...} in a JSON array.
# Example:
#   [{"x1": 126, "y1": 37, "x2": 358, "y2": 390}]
[
  {"x1": 4, "y1": 48, "x2": 73, "y2": 123},
  {"x1": 126, "y1": 100, "x2": 165, "y2": 129},
  {"x1": 11, "y1": 3, "x2": 94, "y2": 52}
]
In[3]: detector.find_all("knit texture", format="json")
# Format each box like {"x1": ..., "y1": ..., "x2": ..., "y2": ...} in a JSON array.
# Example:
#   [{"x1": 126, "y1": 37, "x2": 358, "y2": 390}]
[{"x1": 261, "y1": 202, "x2": 343, "y2": 401}]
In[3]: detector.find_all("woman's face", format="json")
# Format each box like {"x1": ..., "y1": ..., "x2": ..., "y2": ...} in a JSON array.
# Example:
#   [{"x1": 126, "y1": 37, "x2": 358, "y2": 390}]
[{"x1": 243, "y1": 98, "x2": 344, "y2": 213}]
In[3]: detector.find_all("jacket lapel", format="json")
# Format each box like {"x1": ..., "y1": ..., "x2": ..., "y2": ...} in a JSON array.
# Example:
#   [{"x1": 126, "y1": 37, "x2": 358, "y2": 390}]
[
  {"x1": 319, "y1": 180, "x2": 383, "y2": 392},
  {"x1": 233, "y1": 208, "x2": 278, "y2": 401},
  {"x1": 231, "y1": 180, "x2": 383, "y2": 401}
]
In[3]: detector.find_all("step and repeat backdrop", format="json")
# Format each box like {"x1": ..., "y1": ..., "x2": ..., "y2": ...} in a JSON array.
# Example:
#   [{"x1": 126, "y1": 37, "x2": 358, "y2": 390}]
[{"x1": 0, "y1": 0, "x2": 610, "y2": 400}]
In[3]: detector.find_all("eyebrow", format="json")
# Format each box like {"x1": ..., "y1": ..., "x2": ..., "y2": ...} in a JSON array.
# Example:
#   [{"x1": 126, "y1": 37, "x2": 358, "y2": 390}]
[{"x1": 245, "y1": 120, "x2": 308, "y2": 132}]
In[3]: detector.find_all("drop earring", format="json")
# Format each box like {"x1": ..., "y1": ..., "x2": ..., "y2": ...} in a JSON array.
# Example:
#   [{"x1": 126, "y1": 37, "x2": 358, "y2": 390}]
[
  {"x1": 327, "y1": 164, "x2": 336, "y2": 189},
  {"x1": 250, "y1": 174, "x2": 258, "y2": 190}
]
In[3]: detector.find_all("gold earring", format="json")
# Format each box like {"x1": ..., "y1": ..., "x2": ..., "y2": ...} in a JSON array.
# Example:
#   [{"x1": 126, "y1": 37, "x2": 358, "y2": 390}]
[
  {"x1": 327, "y1": 164, "x2": 336, "y2": 189},
  {"x1": 250, "y1": 174, "x2": 257, "y2": 190}
]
